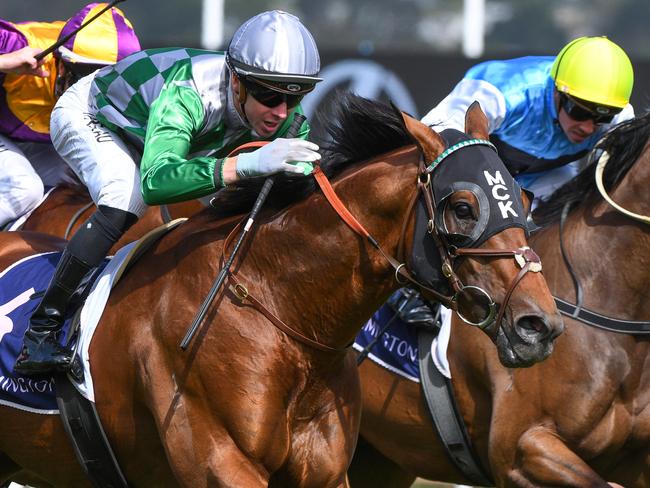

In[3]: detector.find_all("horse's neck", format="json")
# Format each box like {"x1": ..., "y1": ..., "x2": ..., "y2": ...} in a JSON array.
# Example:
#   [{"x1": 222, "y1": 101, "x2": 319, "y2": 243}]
[
  {"x1": 241, "y1": 155, "x2": 419, "y2": 349},
  {"x1": 532, "y1": 156, "x2": 650, "y2": 319}
]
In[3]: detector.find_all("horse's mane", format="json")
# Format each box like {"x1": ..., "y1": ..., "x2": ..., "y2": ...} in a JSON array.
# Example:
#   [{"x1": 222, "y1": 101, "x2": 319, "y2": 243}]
[
  {"x1": 208, "y1": 93, "x2": 413, "y2": 217},
  {"x1": 533, "y1": 112, "x2": 650, "y2": 226}
]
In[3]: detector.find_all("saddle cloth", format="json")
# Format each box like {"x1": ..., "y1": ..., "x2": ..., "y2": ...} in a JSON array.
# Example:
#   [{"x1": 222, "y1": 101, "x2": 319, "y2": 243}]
[
  {"x1": 353, "y1": 303, "x2": 452, "y2": 382},
  {"x1": 0, "y1": 218, "x2": 186, "y2": 413},
  {"x1": 0, "y1": 245, "x2": 133, "y2": 413}
]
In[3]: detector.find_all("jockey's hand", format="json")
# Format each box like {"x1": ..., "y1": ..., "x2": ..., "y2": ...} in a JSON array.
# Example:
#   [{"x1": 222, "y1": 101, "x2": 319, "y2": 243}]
[
  {"x1": 235, "y1": 138, "x2": 320, "y2": 179},
  {"x1": 0, "y1": 47, "x2": 49, "y2": 77}
]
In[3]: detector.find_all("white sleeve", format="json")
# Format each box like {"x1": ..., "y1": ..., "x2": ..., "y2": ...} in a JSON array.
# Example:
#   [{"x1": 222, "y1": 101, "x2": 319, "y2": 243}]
[
  {"x1": 612, "y1": 103, "x2": 634, "y2": 124},
  {"x1": 420, "y1": 78, "x2": 507, "y2": 134}
]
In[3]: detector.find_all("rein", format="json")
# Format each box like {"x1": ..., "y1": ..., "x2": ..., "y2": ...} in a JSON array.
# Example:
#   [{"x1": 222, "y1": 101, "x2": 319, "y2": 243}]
[
  {"x1": 181, "y1": 115, "x2": 306, "y2": 350},
  {"x1": 64, "y1": 201, "x2": 94, "y2": 239},
  {"x1": 559, "y1": 201, "x2": 584, "y2": 316},
  {"x1": 221, "y1": 222, "x2": 345, "y2": 353},
  {"x1": 212, "y1": 138, "x2": 544, "y2": 352}
]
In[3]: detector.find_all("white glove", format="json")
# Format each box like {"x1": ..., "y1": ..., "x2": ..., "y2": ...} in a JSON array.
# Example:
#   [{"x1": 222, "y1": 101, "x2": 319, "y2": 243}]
[{"x1": 235, "y1": 138, "x2": 321, "y2": 178}]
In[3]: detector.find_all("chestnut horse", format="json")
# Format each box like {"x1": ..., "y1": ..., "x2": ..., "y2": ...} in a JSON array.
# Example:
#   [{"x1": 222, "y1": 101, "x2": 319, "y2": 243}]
[
  {"x1": 349, "y1": 114, "x2": 650, "y2": 487},
  {"x1": 0, "y1": 95, "x2": 560, "y2": 487}
]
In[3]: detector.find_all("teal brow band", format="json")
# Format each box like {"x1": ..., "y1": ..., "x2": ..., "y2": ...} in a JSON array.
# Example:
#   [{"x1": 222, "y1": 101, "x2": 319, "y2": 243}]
[{"x1": 425, "y1": 139, "x2": 498, "y2": 174}]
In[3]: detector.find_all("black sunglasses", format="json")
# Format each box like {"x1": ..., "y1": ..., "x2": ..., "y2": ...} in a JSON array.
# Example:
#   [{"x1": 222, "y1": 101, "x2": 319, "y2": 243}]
[
  {"x1": 559, "y1": 94, "x2": 619, "y2": 124},
  {"x1": 242, "y1": 79, "x2": 304, "y2": 109}
]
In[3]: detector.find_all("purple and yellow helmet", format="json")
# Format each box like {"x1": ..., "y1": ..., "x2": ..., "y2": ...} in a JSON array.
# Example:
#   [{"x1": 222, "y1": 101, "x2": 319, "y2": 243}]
[{"x1": 55, "y1": 2, "x2": 140, "y2": 66}]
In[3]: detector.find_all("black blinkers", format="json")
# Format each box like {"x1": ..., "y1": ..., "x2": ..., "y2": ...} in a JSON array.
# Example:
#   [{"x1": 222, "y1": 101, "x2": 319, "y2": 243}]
[{"x1": 408, "y1": 129, "x2": 531, "y2": 294}]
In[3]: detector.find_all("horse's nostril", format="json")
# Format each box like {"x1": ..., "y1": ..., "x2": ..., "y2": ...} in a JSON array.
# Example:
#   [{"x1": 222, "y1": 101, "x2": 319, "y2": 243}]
[{"x1": 516, "y1": 315, "x2": 549, "y2": 337}]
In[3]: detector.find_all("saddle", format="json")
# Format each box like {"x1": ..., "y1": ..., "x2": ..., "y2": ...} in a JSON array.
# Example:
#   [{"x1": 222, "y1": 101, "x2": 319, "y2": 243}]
[{"x1": 55, "y1": 218, "x2": 186, "y2": 488}]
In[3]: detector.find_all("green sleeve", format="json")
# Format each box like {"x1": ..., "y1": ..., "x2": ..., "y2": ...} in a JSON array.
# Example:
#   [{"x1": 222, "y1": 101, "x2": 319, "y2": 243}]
[{"x1": 140, "y1": 83, "x2": 222, "y2": 205}]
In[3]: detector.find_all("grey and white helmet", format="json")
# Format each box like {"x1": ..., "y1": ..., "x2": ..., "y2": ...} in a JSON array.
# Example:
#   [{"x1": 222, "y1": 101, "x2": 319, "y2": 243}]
[{"x1": 227, "y1": 10, "x2": 322, "y2": 94}]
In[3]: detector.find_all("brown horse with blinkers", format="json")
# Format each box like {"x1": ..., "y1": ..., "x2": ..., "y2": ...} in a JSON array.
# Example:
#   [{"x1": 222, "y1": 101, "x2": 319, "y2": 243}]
[
  {"x1": 349, "y1": 113, "x2": 650, "y2": 488},
  {"x1": 0, "y1": 94, "x2": 561, "y2": 487}
]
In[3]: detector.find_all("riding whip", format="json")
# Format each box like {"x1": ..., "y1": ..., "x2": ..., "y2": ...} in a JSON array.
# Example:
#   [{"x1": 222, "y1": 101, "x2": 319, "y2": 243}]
[
  {"x1": 180, "y1": 113, "x2": 308, "y2": 350},
  {"x1": 35, "y1": 0, "x2": 127, "y2": 61}
]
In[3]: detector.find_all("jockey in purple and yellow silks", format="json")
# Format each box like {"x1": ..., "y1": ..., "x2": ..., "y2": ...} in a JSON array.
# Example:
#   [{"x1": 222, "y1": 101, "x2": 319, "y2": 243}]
[{"x1": 0, "y1": 3, "x2": 140, "y2": 228}]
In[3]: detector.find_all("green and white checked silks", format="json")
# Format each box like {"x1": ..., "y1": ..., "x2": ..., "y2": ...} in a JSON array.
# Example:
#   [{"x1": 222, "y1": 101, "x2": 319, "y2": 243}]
[
  {"x1": 91, "y1": 48, "x2": 228, "y2": 145},
  {"x1": 82, "y1": 48, "x2": 308, "y2": 204}
]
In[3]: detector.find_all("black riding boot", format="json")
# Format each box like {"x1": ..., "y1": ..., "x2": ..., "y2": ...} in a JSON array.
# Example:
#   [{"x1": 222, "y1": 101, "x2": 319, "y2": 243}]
[
  {"x1": 13, "y1": 250, "x2": 93, "y2": 374},
  {"x1": 14, "y1": 205, "x2": 138, "y2": 375}
]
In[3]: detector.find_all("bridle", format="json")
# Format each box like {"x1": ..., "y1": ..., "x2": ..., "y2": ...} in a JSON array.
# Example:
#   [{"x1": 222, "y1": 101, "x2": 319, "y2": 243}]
[
  {"x1": 222, "y1": 138, "x2": 543, "y2": 351},
  {"x1": 391, "y1": 139, "x2": 542, "y2": 338}
]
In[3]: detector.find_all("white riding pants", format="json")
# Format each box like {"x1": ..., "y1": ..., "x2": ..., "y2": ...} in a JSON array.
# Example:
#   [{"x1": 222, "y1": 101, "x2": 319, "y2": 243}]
[
  {"x1": 0, "y1": 135, "x2": 75, "y2": 227},
  {"x1": 50, "y1": 73, "x2": 148, "y2": 218}
]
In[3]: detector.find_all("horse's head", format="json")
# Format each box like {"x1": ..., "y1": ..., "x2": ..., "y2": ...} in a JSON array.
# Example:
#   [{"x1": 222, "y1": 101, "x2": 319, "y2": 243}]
[{"x1": 399, "y1": 102, "x2": 564, "y2": 367}]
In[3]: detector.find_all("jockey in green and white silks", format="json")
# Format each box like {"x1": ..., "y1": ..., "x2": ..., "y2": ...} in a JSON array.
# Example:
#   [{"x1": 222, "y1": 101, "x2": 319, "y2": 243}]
[
  {"x1": 422, "y1": 37, "x2": 634, "y2": 203},
  {"x1": 15, "y1": 10, "x2": 323, "y2": 376},
  {"x1": 99, "y1": 48, "x2": 316, "y2": 205},
  {"x1": 55, "y1": 47, "x2": 311, "y2": 214}
]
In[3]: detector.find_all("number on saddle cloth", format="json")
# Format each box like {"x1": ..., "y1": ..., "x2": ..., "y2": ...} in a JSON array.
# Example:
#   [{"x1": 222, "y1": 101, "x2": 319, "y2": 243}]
[{"x1": 387, "y1": 288, "x2": 442, "y2": 331}]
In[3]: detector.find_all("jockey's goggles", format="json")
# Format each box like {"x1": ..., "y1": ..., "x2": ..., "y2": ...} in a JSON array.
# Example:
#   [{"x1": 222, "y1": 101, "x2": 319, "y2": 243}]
[
  {"x1": 560, "y1": 94, "x2": 620, "y2": 124},
  {"x1": 241, "y1": 77, "x2": 314, "y2": 109}
]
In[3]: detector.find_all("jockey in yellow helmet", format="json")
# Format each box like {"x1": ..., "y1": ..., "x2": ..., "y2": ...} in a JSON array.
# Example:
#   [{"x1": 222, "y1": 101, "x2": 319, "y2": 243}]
[
  {"x1": 552, "y1": 36, "x2": 633, "y2": 127},
  {"x1": 422, "y1": 36, "x2": 634, "y2": 204},
  {"x1": 551, "y1": 37, "x2": 634, "y2": 112}
]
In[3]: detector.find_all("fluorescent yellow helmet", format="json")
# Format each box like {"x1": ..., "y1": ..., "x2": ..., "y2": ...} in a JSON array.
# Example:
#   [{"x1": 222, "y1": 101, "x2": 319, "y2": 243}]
[{"x1": 551, "y1": 36, "x2": 633, "y2": 109}]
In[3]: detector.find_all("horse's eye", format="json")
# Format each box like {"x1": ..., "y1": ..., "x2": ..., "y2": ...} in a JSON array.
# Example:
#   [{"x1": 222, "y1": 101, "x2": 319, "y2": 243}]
[{"x1": 454, "y1": 202, "x2": 474, "y2": 219}]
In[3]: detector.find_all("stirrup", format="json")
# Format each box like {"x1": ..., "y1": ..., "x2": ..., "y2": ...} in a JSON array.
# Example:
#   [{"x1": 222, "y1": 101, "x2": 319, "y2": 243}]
[{"x1": 13, "y1": 332, "x2": 74, "y2": 375}]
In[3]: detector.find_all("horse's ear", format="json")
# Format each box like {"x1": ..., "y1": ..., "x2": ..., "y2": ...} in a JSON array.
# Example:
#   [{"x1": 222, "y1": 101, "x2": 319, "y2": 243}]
[
  {"x1": 465, "y1": 100, "x2": 490, "y2": 140},
  {"x1": 520, "y1": 187, "x2": 542, "y2": 233},
  {"x1": 390, "y1": 102, "x2": 446, "y2": 161}
]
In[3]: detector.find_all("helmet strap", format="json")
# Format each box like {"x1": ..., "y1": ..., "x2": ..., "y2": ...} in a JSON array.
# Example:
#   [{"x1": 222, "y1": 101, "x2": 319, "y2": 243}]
[
  {"x1": 552, "y1": 90, "x2": 563, "y2": 125},
  {"x1": 54, "y1": 59, "x2": 72, "y2": 99},
  {"x1": 238, "y1": 79, "x2": 247, "y2": 105},
  {"x1": 231, "y1": 73, "x2": 251, "y2": 126}
]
